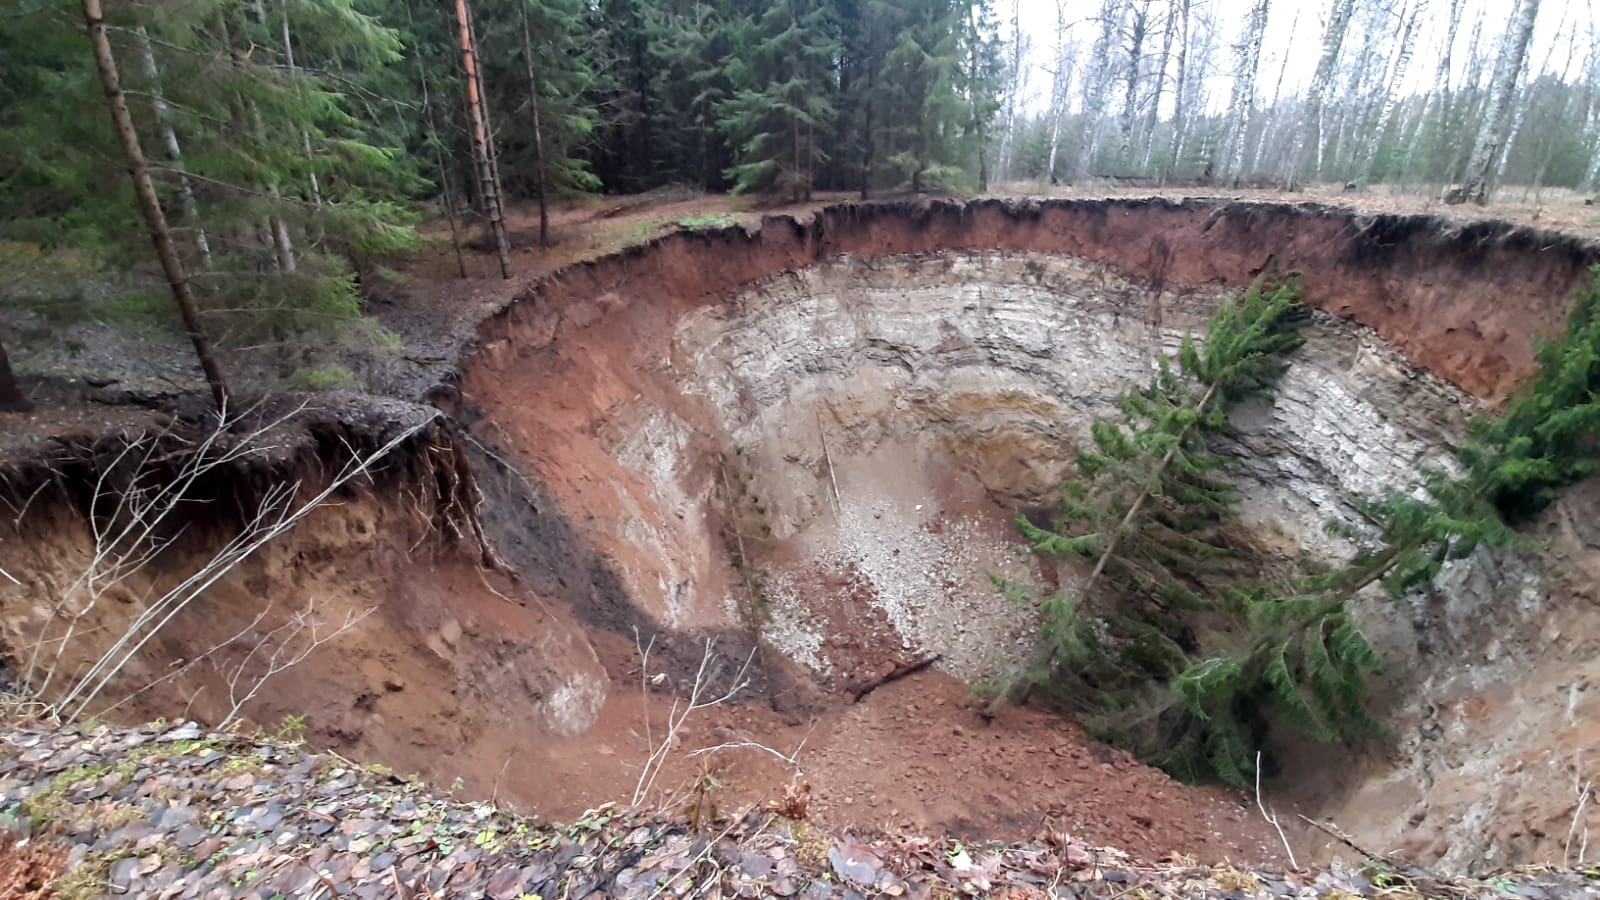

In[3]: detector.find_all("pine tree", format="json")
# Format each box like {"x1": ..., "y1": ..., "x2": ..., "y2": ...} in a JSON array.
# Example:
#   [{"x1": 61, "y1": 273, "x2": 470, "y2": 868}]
[
  {"x1": 474, "y1": 0, "x2": 601, "y2": 246},
  {"x1": 717, "y1": 0, "x2": 837, "y2": 199}
]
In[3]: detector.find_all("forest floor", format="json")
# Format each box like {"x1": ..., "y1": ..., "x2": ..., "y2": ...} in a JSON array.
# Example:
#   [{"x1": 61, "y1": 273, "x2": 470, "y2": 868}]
[{"x1": 5, "y1": 720, "x2": 1597, "y2": 899}]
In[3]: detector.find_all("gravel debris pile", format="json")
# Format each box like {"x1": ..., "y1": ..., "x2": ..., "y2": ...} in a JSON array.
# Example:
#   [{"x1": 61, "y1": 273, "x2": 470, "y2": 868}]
[{"x1": 1, "y1": 721, "x2": 1597, "y2": 898}]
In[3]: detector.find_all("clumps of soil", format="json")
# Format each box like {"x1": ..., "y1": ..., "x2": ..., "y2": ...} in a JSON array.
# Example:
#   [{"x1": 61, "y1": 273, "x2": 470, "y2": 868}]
[{"x1": 4, "y1": 719, "x2": 1596, "y2": 899}]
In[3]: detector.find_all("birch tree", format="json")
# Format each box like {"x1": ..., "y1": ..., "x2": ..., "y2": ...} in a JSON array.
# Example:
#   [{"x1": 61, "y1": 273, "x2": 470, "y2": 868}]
[
  {"x1": 1044, "y1": 1, "x2": 1077, "y2": 181},
  {"x1": 997, "y1": 0, "x2": 1030, "y2": 182},
  {"x1": 1075, "y1": 0, "x2": 1122, "y2": 178},
  {"x1": 1403, "y1": 0, "x2": 1464, "y2": 183},
  {"x1": 1458, "y1": 0, "x2": 1541, "y2": 202},
  {"x1": 1220, "y1": 0, "x2": 1269, "y2": 179},
  {"x1": 1165, "y1": 0, "x2": 1192, "y2": 175},
  {"x1": 1287, "y1": 0, "x2": 1357, "y2": 185}
]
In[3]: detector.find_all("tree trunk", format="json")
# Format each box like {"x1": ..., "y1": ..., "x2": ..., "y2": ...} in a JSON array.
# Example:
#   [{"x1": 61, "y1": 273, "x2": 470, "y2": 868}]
[
  {"x1": 134, "y1": 27, "x2": 210, "y2": 269},
  {"x1": 1288, "y1": 0, "x2": 1355, "y2": 186},
  {"x1": 1118, "y1": 0, "x2": 1149, "y2": 168},
  {"x1": 84, "y1": 0, "x2": 229, "y2": 411},
  {"x1": 519, "y1": 2, "x2": 550, "y2": 248},
  {"x1": 1044, "y1": 3, "x2": 1072, "y2": 182},
  {"x1": 1139, "y1": 0, "x2": 1175, "y2": 172},
  {"x1": 997, "y1": 0, "x2": 1026, "y2": 181},
  {"x1": 279, "y1": 3, "x2": 322, "y2": 209},
  {"x1": 1222, "y1": 0, "x2": 1268, "y2": 179},
  {"x1": 1166, "y1": 0, "x2": 1191, "y2": 176},
  {"x1": 860, "y1": 92, "x2": 874, "y2": 199},
  {"x1": 406, "y1": 0, "x2": 468, "y2": 279},
  {"x1": 1460, "y1": 0, "x2": 1540, "y2": 203},
  {"x1": 1075, "y1": 0, "x2": 1119, "y2": 178},
  {"x1": 0, "y1": 338, "x2": 31, "y2": 413},
  {"x1": 1362, "y1": 0, "x2": 1424, "y2": 184},
  {"x1": 455, "y1": 0, "x2": 512, "y2": 277},
  {"x1": 969, "y1": 4, "x2": 990, "y2": 191},
  {"x1": 1404, "y1": 0, "x2": 1463, "y2": 185}
]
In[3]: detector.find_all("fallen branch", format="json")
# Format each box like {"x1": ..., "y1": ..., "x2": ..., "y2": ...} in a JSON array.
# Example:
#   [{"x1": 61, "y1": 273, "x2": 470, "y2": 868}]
[
  {"x1": 688, "y1": 733, "x2": 810, "y2": 776},
  {"x1": 849, "y1": 654, "x2": 941, "y2": 702},
  {"x1": 1256, "y1": 751, "x2": 1298, "y2": 870},
  {"x1": 1296, "y1": 813, "x2": 1398, "y2": 868}
]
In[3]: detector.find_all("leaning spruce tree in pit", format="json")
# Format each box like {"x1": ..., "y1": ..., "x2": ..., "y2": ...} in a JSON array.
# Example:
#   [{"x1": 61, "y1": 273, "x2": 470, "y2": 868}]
[
  {"x1": 991, "y1": 277, "x2": 1402, "y2": 784},
  {"x1": 990, "y1": 278, "x2": 1313, "y2": 717},
  {"x1": 994, "y1": 269, "x2": 1567, "y2": 785}
]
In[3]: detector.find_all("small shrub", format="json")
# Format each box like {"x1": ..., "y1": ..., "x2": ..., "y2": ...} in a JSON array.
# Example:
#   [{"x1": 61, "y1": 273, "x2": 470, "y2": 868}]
[
  {"x1": 677, "y1": 214, "x2": 735, "y2": 230},
  {"x1": 286, "y1": 365, "x2": 359, "y2": 392}
]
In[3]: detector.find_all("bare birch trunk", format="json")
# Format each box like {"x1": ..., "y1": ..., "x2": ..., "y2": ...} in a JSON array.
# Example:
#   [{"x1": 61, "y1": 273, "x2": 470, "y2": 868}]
[
  {"x1": 1045, "y1": 1, "x2": 1074, "y2": 182},
  {"x1": 1404, "y1": 0, "x2": 1463, "y2": 185},
  {"x1": 1075, "y1": 0, "x2": 1120, "y2": 178},
  {"x1": 455, "y1": 0, "x2": 512, "y2": 277},
  {"x1": 997, "y1": 0, "x2": 1026, "y2": 181},
  {"x1": 1361, "y1": 0, "x2": 1425, "y2": 184},
  {"x1": 134, "y1": 27, "x2": 210, "y2": 269},
  {"x1": 84, "y1": 0, "x2": 229, "y2": 411},
  {"x1": 1288, "y1": 0, "x2": 1356, "y2": 187},
  {"x1": 1166, "y1": 0, "x2": 1191, "y2": 175},
  {"x1": 1140, "y1": 0, "x2": 1176, "y2": 172},
  {"x1": 1222, "y1": 0, "x2": 1268, "y2": 179},
  {"x1": 1460, "y1": 0, "x2": 1540, "y2": 203},
  {"x1": 1118, "y1": 0, "x2": 1151, "y2": 168}
]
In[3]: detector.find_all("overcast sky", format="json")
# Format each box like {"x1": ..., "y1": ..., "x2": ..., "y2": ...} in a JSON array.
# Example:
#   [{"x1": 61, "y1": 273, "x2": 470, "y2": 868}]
[{"x1": 1005, "y1": 0, "x2": 1596, "y2": 115}]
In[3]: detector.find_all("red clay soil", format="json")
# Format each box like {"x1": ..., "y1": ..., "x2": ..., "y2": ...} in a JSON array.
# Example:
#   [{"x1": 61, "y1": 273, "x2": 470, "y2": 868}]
[
  {"x1": 507, "y1": 654, "x2": 1291, "y2": 866},
  {"x1": 460, "y1": 197, "x2": 1599, "y2": 406}
]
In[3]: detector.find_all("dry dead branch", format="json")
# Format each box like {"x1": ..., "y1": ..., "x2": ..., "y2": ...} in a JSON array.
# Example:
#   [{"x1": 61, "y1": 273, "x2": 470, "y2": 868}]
[
  {"x1": 15, "y1": 403, "x2": 435, "y2": 723},
  {"x1": 1255, "y1": 750, "x2": 1299, "y2": 870},
  {"x1": 631, "y1": 633, "x2": 755, "y2": 807}
]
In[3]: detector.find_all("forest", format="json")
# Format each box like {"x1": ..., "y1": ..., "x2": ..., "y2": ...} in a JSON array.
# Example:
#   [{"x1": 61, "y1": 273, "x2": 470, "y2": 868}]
[{"x1": 0, "y1": 0, "x2": 1597, "y2": 408}]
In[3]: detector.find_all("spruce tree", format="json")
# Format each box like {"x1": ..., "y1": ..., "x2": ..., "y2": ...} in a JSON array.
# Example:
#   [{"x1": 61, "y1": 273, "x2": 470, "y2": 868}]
[
  {"x1": 717, "y1": 0, "x2": 838, "y2": 199},
  {"x1": 1, "y1": 0, "x2": 421, "y2": 386},
  {"x1": 475, "y1": 0, "x2": 602, "y2": 245},
  {"x1": 1464, "y1": 268, "x2": 1600, "y2": 520},
  {"x1": 992, "y1": 279, "x2": 1311, "y2": 716}
]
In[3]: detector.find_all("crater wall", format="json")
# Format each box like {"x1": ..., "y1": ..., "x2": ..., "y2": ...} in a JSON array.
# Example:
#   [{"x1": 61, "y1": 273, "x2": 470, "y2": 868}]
[{"x1": 454, "y1": 198, "x2": 1600, "y2": 870}]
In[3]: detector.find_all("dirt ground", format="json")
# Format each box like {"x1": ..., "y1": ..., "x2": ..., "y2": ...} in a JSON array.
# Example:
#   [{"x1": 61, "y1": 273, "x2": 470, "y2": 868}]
[{"x1": 499, "y1": 649, "x2": 1293, "y2": 866}]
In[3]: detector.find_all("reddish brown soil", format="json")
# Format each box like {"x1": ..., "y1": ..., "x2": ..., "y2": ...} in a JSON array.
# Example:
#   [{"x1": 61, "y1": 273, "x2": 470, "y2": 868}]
[
  {"x1": 11, "y1": 188, "x2": 1592, "y2": 872},
  {"x1": 459, "y1": 196, "x2": 1598, "y2": 406},
  {"x1": 495, "y1": 656, "x2": 1290, "y2": 865}
]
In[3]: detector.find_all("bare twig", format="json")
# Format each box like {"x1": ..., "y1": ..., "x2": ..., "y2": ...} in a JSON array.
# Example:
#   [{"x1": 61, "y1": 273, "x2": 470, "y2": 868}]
[
  {"x1": 1566, "y1": 754, "x2": 1593, "y2": 868},
  {"x1": 1296, "y1": 813, "x2": 1394, "y2": 867},
  {"x1": 1255, "y1": 751, "x2": 1298, "y2": 870},
  {"x1": 631, "y1": 636, "x2": 755, "y2": 807},
  {"x1": 688, "y1": 733, "x2": 810, "y2": 776},
  {"x1": 816, "y1": 411, "x2": 841, "y2": 514}
]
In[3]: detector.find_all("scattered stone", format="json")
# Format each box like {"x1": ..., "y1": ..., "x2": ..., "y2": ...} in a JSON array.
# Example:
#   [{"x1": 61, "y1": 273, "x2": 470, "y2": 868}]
[{"x1": 3, "y1": 720, "x2": 1597, "y2": 900}]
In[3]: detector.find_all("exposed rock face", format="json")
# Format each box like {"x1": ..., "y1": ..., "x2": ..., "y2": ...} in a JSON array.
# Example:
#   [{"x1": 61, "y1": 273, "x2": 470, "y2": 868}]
[
  {"x1": 671, "y1": 251, "x2": 1471, "y2": 681},
  {"x1": 457, "y1": 201, "x2": 1600, "y2": 870}
]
